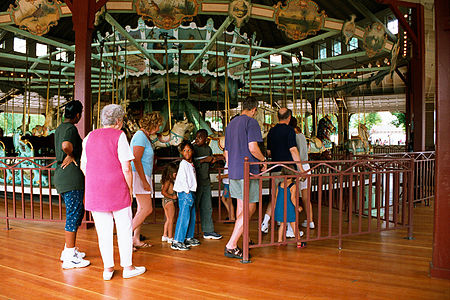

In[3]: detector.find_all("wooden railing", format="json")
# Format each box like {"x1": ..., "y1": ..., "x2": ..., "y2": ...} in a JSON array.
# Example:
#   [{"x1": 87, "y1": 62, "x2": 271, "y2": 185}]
[{"x1": 241, "y1": 158, "x2": 415, "y2": 263}]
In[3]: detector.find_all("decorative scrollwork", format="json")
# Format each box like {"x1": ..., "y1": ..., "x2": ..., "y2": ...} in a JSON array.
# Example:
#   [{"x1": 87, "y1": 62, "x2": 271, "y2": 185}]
[
  {"x1": 274, "y1": 0, "x2": 326, "y2": 41},
  {"x1": 8, "y1": 0, "x2": 60, "y2": 36},
  {"x1": 134, "y1": 0, "x2": 199, "y2": 30}
]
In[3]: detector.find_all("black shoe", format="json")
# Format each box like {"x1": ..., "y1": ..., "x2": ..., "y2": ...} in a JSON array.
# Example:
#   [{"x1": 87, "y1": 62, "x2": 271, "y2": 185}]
[
  {"x1": 171, "y1": 241, "x2": 190, "y2": 251},
  {"x1": 203, "y1": 232, "x2": 223, "y2": 240},
  {"x1": 185, "y1": 238, "x2": 201, "y2": 247}
]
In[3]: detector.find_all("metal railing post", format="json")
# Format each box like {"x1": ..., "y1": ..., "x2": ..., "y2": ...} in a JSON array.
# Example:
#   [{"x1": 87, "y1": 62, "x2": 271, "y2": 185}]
[{"x1": 241, "y1": 157, "x2": 251, "y2": 263}]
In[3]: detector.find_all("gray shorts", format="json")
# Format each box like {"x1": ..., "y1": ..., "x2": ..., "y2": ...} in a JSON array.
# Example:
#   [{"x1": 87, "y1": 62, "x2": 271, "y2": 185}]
[{"x1": 229, "y1": 179, "x2": 260, "y2": 203}]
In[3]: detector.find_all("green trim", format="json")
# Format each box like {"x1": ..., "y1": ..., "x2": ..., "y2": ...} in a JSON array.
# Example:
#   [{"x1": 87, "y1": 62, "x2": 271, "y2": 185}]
[{"x1": 104, "y1": 13, "x2": 164, "y2": 70}]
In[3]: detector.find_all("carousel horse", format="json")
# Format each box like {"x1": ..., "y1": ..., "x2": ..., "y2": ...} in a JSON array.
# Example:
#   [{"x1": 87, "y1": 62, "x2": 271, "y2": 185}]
[
  {"x1": 346, "y1": 123, "x2": 373, "y2": 154},
  {"x1": 307, "y1": 115, "x2": 336, "y2": 160},
  {"x1": 44, "y1": 107, "x2": 57, "y2": 132},
  {"x1": 31, "y1": 125, "x2": 48, "y2": 137},
  {"x1": 0, "y1": 140, "x2": 12, "y2": 185},
  {"x1": 11, "y1": 132, "x2": 49, "y2": 187},
  {"x1": 150, "y1": 119, "x2": 194, "y2": 149}
]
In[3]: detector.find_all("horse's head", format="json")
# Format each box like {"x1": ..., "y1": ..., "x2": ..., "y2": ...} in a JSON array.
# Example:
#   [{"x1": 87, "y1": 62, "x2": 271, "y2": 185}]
[
  {"x1": 317, "y1": 115, "x2": 335, "y2": 141},
  {"x1": 172, "y1": 119, "x2": 195, "y2": 139},
  {"x1": 358, "y1": 123, "x2": 369, "y2": 137}
]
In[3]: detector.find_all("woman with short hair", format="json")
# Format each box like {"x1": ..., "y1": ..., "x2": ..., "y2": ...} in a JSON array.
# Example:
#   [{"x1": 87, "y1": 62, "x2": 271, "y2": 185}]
[
  {"x1": 130, "y1": 112, "x2": 162, "y2": 248},
  {"x1": 55, "y1": 100, "x2": 90, "y2": 269},
  {"x1": 81, "y1": 104, "x2": 145, "y2": 280}
]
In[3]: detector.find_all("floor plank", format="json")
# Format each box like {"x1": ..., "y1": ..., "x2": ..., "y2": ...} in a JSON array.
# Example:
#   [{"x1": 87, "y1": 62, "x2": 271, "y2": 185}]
[{"x1": 0, "y1": 202, "x2": 449, "y2": 299}]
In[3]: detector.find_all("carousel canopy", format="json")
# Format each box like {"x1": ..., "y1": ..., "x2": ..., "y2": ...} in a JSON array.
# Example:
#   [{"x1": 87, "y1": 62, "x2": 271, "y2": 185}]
[{"x1": 0, "y1": 0, "x2": 407, "y2": 116}]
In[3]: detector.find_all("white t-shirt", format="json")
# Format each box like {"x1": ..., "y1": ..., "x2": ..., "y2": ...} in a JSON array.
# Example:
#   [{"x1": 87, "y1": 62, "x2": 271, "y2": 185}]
[
  {"x1": 80, "y1": 131, "x2": 134, "y2": 174},
  {"x1": 173, "y1": 159, "x2": 197, "y2": 194}
]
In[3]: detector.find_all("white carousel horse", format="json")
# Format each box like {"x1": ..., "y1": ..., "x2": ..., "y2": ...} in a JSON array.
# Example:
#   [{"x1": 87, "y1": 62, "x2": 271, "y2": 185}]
[
  {"x1": 347, "y1": 123, "x2": 372, "y2": 154},
  {"x1": 150, "y1": 119, "x2": 194, "y2": 149}
]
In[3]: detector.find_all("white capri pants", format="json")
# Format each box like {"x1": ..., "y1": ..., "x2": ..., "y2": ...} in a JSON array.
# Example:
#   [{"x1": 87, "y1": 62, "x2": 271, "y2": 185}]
[{"x1": 91, "y1": 206, "x2": 133, "y2": 269}]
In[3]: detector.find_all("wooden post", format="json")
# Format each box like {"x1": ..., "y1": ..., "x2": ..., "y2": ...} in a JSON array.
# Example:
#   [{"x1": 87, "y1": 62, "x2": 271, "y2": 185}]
[
  {"x1": 67, "y1": 0, "x2": 108, "y2": 137},
  {"x1": 431, "y1": 0, "x2": 450, "y2": 280}
]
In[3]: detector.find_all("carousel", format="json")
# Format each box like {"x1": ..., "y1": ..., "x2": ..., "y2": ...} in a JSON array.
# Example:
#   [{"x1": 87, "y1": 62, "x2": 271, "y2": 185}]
[{"x1": 0, "y1": 0, "x2": 407, "y2": 188}]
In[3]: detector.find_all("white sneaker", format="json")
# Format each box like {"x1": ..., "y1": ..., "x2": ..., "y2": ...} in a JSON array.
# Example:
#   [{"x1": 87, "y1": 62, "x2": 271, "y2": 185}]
[
  {"x1": 62, "y1": 252, "x2": 90, "y2": 269},
  {"x1": 166, "y1": 237, "x2": 173, "y2": 244},
  {"x1": 103, "y1": 270, "x2": 114, "y2": 281},
  {"x1": 261, "y1": 222, "x2": 269, "y2": 234},
  {"x1": 301, "y1": 220, "x2": 315, "y2": 229},
  {"x1": 60, "y1": 247, "x2": 86, "y2": 261},
  {"x1": 286, "y1": 229, "x2": 304, "y2": 238},
  {"x1": 123, "y1": 266, "x2": 146, "y2": 279},
  {"x1": 162, "y1": 236, "x2": 168, "y2": 242}
]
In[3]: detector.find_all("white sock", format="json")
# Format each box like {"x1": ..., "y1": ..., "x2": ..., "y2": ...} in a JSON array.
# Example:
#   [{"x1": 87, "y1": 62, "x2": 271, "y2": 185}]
[
  {"x1": 263, "y1": 214, "x2": 270, "y2": 225},
  {"x1": 287, "y1": 223, "x2": 294, "y2": 232},
  {"x1": 65, "y1": 247, "x2": 75, "y2": 255}
]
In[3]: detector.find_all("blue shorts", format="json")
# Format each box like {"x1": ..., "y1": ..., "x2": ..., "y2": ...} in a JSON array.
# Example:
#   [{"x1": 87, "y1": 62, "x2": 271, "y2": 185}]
[
  {"x1": 222, "y1": 183, "x2": 230, "y2": 198},
  {"x1": 61, "y1": 189, "x2": 85, "y2": 232}
]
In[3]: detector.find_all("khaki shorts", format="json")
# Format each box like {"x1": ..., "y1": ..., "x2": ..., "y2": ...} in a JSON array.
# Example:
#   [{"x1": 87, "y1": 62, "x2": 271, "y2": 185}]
[
  {"x1": 299, "y1": 163, "x2": 311, "y2": 191},
  {"x1": 132, "y1": 172, "x2": 153, "y2": 196},
  {"x1": 229, "y1": 179, "x2": 260, "y2": 203}
]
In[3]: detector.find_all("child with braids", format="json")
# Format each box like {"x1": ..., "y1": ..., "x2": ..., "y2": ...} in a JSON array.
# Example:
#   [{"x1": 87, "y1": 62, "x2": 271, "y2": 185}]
[{"x1": 161, "y1": 163, "x2": 178, "y2": 244}]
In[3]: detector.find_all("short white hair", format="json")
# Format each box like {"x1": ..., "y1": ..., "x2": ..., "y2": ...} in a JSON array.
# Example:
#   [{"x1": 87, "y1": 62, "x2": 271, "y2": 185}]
[{"x1": 101, "y1": 104, "x2": 125, "y2": 126}]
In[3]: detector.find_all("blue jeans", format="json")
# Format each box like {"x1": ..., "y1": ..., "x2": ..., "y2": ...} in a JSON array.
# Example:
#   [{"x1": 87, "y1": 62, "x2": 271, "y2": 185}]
[{"x1": 174, "y1": 192, "x2": 196, "y2": 243}]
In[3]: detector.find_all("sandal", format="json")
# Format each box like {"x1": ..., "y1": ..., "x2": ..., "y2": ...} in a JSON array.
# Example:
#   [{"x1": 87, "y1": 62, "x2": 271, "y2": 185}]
[
  {"x1": 224, "y1": 246, "x2": 243, "y2": 259},
  {"x1": 134, "y1": 242, "x2": 153, "y2": 249}
]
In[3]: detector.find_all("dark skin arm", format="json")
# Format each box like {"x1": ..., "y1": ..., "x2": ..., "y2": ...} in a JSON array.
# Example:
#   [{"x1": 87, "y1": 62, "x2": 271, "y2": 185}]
[
  {"x1": 161, "y1": 181, "x2": 177, "y2": 200},
  {"x1": 61, "y1": 141, "x2": 77, "y2": 169}
]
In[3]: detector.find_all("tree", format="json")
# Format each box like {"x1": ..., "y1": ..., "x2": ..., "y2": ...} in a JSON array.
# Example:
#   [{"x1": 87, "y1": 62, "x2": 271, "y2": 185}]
[
  {"x1": 350, "y1": 112, "x2": 382, "y2": 131},
  {"x1": 391, "y1": 112, "x2": 406, "y2": 130}
]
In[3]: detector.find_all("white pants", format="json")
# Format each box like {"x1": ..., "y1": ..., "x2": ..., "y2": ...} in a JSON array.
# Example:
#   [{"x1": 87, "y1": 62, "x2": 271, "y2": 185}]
[{"x1": 91, "y1": 206, "x2": 133, "y2": 269}]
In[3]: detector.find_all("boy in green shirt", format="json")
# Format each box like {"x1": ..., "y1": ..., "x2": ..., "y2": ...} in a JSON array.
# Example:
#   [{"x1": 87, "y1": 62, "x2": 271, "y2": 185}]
[{"x1": 193, "y1": 129, "x2": 222, "y2": 239}]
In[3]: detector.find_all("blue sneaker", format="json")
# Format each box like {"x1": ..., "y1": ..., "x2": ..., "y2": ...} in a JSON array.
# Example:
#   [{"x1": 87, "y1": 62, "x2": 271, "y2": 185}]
[{"x1": 203, "y1": 232, "x2": 223, "y2": 240}]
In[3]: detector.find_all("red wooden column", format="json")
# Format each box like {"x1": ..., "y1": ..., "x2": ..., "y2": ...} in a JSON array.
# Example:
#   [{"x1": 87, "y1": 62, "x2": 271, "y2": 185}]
[
  {"x1": 431, "y1": 0, "x2": 450, "y2": 280},
  {"x1": 378, "y1": 0, "x2": 426, "y2": 151},
  {"x1": 65, "y1": 0, "x2": 108, "y2": 137},
  {"x1": 410, "y1": 4, "x2": 425, "y2": 152}
]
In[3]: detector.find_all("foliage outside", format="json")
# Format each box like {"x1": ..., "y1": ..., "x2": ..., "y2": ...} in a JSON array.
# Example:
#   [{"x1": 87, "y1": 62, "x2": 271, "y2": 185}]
[
  {"x1": 391, "y1": 112, "x2": 406, "y2": 130},
  {"x1": 0, "y1": 113, "x2": 45, "y2": 135},
  {"x1": 350, "y1": 112, "x2": 382, "y2": 131}
]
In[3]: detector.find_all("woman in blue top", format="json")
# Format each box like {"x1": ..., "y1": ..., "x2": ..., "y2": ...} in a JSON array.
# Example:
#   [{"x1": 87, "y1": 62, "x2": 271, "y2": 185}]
[{"x1": 130, "y1": 112, "x2": 162, "y2": 248}]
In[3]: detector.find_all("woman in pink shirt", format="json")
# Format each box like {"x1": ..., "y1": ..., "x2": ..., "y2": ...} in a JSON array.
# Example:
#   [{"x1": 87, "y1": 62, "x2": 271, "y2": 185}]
[{"x1": 81, "y1": 104, "x2": 145, "y2": 281}]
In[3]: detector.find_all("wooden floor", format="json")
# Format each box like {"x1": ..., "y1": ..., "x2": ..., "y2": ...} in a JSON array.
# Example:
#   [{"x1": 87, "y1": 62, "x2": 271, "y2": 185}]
[{"x1": 0, "y1": 203, "x2": 449, "y2": 299}]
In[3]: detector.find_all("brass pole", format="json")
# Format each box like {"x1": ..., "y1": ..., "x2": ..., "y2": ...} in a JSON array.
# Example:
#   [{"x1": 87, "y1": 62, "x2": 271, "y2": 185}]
[
  {"x1": 224, "y1": 33, "x2": 229, "y2": 126},
  {"x1": 269, "y1": 55, "x2": 273, "y2": 108},
  {"x1": 57, "y1": 55, "x2": 62, "y2": 126},
  {"x1": 291, "y1": 55, "x2": 296, "y2": 116},
  {"x1": 299, "y1": 54, "x2": 303, "y2": 132},
  {"x1": 45, "y1": 46, "x2": 51, "y2": 120},
  {"x1": 23, "y1": 49, "x2": 29, "y2": 133},
  {"x1": 112, "y1": 32, "x2": 115, "y2": 104},
  {"x1": 124, "y1": 40, "x2": 128, "y2": 111},
  {"x1": 164, "y1": 35, "x2": 172, "y2": 130},
  {"x1": 97, "y1": 43, "x2": 103, "y2": 129},
  {"x1": 249, "y1": 42, "x2": 252, "y2": 96},
  {"x1": 321, "y1": 63, "x2": 324, "y2": 117},
  {"x1": 313, "y1": 58, "x2": 317, "y2": 134}
]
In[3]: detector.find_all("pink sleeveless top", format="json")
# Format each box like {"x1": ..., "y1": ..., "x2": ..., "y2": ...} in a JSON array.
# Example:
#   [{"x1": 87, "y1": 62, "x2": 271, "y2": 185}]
[{"x1": 84, "y1": 128, "x2": 131, "y2": 212}]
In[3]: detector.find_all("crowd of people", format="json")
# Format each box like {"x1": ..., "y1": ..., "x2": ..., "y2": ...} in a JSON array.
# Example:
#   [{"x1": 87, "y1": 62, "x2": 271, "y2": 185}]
[{"x1": 54, "y1": 96, "x2": 312, "y2": 280}]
